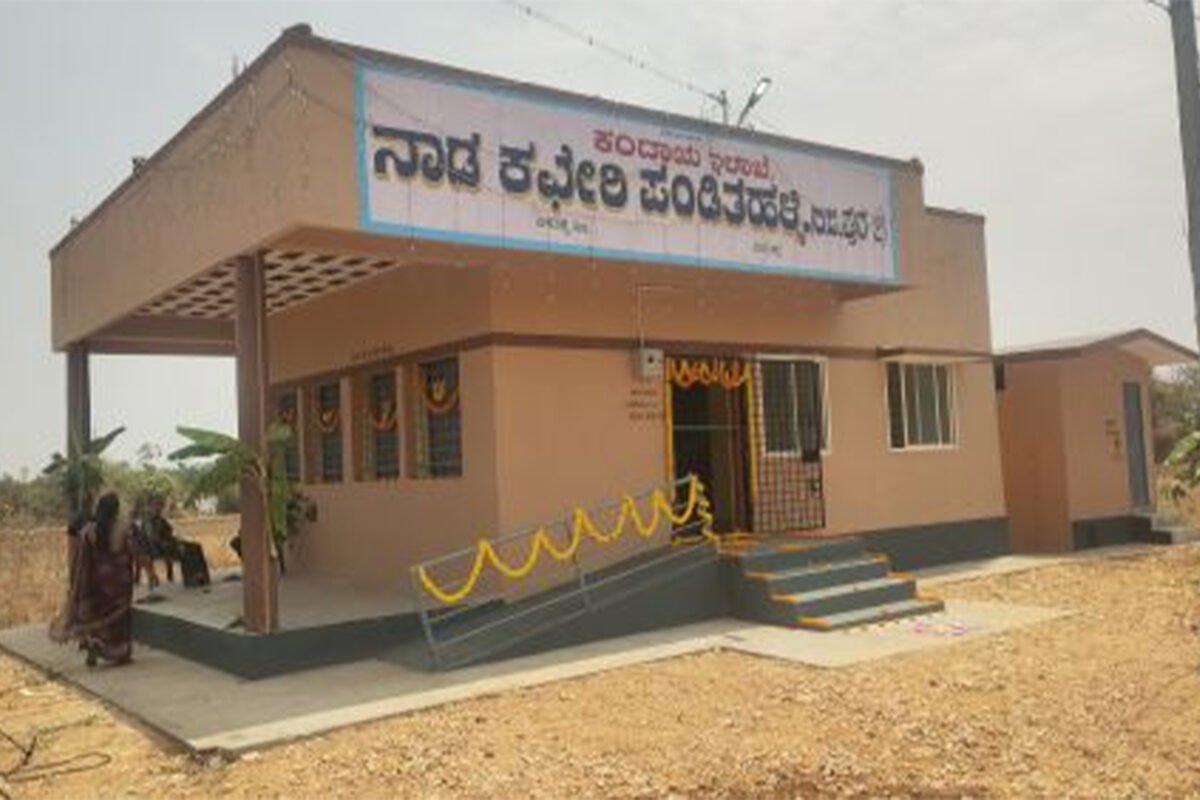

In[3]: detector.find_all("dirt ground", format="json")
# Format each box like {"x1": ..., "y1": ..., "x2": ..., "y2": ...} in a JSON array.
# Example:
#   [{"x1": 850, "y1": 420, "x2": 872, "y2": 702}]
[
  {"x1": 0, "y1": 516, "x2": 240, "y2": 630},
  {"x1": 1, "y1": 543, "x2": 1199, "y2": 799}
]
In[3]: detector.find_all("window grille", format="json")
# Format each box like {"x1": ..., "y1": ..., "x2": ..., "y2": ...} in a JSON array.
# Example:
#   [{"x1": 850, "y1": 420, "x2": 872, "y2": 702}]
[
  {"x1": 413, "y1": 357, "x2": 462, "y2": 478},
  {"x1": 760, "y1": 360, "x2": 826, "y2": 454},
  {"x1": 316, "y1": 381, "x2": 343, "y2": 482},
  {"x1": 750, "y1": 360, "x2": 826, "y2": 532},
  {"x1": 886, "y1": 362, "x2": 956, "y2": 448},
  {"x1": 366, "y1": 371, "x2": 400, "y2": 479}
]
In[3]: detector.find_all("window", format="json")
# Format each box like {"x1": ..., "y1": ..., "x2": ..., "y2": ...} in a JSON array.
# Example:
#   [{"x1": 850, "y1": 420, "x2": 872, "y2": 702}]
[
  {"x1": 886, "y1": 362, "x2": 955, "y2": 449},
  {"x1": 761, "y1": 359, "x2": 826, "y2": 457},
  {"x1": 364, "y1": 371, "x2": 400, "y2": 480},
  {"x1": 275, "y1": 391, "x2": 301, "y2": 482},
  {"x1": 316, "y1": 381, "x2": 343, "y2": 482},
  {"x1": 412, "y1": 357, "x2": 461, "y2": 478}
]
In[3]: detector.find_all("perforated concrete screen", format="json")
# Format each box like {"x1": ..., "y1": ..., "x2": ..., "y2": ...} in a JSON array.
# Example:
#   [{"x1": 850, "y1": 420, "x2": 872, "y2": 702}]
[{"x1": 136, "y1": 250, "x2": 401, "y2": 319}]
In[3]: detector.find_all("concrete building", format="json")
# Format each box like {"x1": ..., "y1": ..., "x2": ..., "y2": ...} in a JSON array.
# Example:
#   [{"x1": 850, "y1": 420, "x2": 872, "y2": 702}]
[
  {"x1": 996, "y1": 330, "x2": 1195, "y2": 552},
  {"x1": 52, "y1": 25, "x2": 1009, "y2": 643}
]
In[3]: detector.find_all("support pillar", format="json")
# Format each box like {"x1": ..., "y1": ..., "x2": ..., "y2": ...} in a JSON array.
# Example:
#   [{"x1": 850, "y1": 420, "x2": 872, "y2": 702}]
[
  {"x1": 236, "y1": 252, "x2": 278, "y2": 633},
  {"x1": 65, "y1": 342, "x2": 91, "y2": 517}
]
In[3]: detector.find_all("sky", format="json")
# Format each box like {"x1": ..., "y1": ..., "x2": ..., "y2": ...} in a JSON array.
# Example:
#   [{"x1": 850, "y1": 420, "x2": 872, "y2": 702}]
[{"x1": 0, "y1": 0, "x2": 1195, "y2": 475}]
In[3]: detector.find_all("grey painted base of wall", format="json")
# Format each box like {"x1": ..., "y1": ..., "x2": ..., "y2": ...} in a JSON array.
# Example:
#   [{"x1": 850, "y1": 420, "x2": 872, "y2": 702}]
[
  {"x1": 853, "y1": 517, "x2": 1011, "y2": 571},
  {"x1": 454, "y1": 547, "x2": 725, "y2": 668},
  {"x1": 132, "y1": 517, "x2": 1009, "y2": 676},
  {"x1": 1072, "y1": 515, "x2": 1151, "y2": 550},
  {"x1": 132, "y1": 608, "x2": 423, "y2": 680}
]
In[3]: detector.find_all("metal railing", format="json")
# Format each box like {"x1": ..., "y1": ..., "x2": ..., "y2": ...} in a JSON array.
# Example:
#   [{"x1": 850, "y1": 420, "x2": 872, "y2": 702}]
[{"x1": 409, "y1": 477, "x2": 711, "y2": 670}]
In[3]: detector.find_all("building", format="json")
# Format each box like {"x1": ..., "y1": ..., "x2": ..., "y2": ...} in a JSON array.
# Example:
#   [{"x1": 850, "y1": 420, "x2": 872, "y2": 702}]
[
  {"x1": 51, "y1": 24, "x2": 1009, "y2": 643},
  {"x1": 996, "y1": 330, "x2": 1195, "y2": 552}
]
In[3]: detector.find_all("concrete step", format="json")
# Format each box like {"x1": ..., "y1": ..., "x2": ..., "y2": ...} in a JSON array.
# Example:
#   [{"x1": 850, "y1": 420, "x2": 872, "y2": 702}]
[
  {"x1": 780, "y1": 576, "x2": 916, "y2": 618},
  {"x1": 732, "y1": 537, "x2": 866, "y2": 574},
  {"x1": 797, "y1": 597, "x2": 945, "y2": 631},
  {"x1": 1140, "y1": 526, "x2": 1200, "y2": 545},
  {"x1": 757, "y1": 555, "x2": 891, "y2": 595}
]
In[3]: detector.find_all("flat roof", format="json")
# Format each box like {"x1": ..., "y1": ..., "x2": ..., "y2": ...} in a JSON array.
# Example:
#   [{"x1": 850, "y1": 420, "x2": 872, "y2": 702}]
[
  {"x1": 52, "y1": 22, "x2": 936, "y2": 257},
  {"x1": 996, "y1": 328, "x2": 1197, "y2": 367}
]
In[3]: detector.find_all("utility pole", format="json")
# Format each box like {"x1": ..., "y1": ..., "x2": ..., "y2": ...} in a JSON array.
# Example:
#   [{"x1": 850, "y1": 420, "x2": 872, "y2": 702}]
[{"x1": 1167, "y1": 0, "x2": 1200, "y2": 347}]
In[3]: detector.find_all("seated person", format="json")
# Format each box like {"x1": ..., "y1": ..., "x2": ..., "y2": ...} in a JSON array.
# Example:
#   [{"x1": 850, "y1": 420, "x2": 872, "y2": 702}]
[{"x1": 132, "y1": 494, "x2": 181, "y2": 588}]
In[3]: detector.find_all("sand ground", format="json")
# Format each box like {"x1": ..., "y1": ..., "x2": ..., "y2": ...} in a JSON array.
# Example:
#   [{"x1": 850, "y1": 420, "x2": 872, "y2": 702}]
[{"x1": 1, "y1": 529, "x2": 1198, "y2": 798}]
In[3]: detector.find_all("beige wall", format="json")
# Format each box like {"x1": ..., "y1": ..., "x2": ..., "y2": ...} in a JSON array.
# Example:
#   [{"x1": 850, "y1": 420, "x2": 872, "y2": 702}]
[
  {"x1": 289, "y1": 347, "x2": 500, "y2": 587},
  {"x1": 267, "y1": 262, "x2": 493, "y2": 383},
  {"x1": 482, "y1": 188, "x2": 992, "y2": 357},
  {"x1": 265, "y1": 204, "x2": 1005, "y2": 585},
  {"x1": 823, "y1": 358, "x2": 1005, "y2": 536},
  {"x1": 53, "y1": 37, "x2": 1010, "y2": 586},
  {"x1": 1060, "y1": 350, "x2": 1154, "y2": 520},
  {"x1": 997, "y1": 349, "x2": 1155, "y2": 553},
  {"x1": 490, "y1": 347, "x2": 664, "y2": 530},
  {"x1": 996, "y1": 360, "x2": 1072, "y2": 552},
  {"x1": 51, "y1": 40, "x2": 358, "y2": 347}
]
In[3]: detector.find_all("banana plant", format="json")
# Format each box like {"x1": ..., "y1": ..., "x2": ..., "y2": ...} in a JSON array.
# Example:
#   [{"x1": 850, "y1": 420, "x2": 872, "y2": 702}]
[
  {"x1": 168, "y1": 423, "x2": 311, "y2": 553},
  {"x1": 1163, "y1": 429, "x2": 1200, "y2": 501},
  {"x1": 42, "y1": 426, "x2": 126, "y2": 517}
]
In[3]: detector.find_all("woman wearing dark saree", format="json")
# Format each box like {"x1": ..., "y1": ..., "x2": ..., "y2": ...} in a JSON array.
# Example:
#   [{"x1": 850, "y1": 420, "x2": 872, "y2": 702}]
[{"x1": 50, "y1": 492, "x2": 135, "y2": 666}]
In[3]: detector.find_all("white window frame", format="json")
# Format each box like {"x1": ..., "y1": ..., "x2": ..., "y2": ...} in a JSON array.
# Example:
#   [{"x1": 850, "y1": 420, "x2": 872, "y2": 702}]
[
  {"x1": 757, "y1": 354, "x2": 832, "y2": 457},
  {"x1": 884, "y1": 360, "x2": 958, "y2": 452}
]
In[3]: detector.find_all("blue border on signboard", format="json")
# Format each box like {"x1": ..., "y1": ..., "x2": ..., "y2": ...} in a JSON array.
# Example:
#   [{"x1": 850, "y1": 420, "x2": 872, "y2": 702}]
[{"x1": 353, "y1": 61, "x2": 901, "y2": 286}]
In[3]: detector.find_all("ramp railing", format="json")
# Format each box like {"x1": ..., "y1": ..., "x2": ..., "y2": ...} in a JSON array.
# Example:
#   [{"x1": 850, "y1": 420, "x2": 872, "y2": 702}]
[{"x1": 409, "y1": 475, "x2": 715, "y2": 669}]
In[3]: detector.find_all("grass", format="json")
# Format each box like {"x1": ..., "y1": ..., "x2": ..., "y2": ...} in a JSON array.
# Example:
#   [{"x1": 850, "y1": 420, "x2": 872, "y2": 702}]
[{"x1": 0, "y1": 515, "x2": 240, "y2": 628}]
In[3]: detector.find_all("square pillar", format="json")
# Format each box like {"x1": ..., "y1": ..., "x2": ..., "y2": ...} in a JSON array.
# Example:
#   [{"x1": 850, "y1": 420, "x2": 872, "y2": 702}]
[
  {"x1": 236, "y1": 252, "x2": 279, "y2": 633},
  {"x1": 65, "y1": 342, "x2": 91, "y2": 516}
]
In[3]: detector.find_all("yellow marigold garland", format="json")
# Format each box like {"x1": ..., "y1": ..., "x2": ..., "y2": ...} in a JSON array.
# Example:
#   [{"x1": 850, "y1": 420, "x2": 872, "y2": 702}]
[
  {"x1": 416, "y1": 474, "x2": 717, "y2": 605},
  {"x1": 317, "y1": 408, "x2": 340, "y2": 434},
  {"x1": 368, "y1": 400, "x2": 397, "y2": 432},
  {"x1": 423, "y1": 377, "x2": 459, "y2": 415},
  {"x1": 668, "y1": 358, "x2": 750, "y2": 390}
]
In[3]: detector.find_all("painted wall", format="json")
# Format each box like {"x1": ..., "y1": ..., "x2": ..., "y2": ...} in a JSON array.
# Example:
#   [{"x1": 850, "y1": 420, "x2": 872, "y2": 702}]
[
  {"x1": 51, "y1": 39, "x2": 359, "y2": 347},
  {"x1": 996, "y1": 360, "x2": 1072, "y2": 552},
  {"x1": 52, "y1": 36, "x2": 1008, "y2": 586},
  {"x1": 997, "y1": 349, "x2": 1155, "y2": 553},
  {"x1": 288, "y1": 346, "x2": 500, "y2": 587},
  {"x1": 822, "y1": 358, "x2": 1005, "y2": 537},
  {"x1": 267, "y1": 262, "x2": 493, "y2": 384},
  {"x1": 263, "y1": 204, "x2": 1003, "y2": 585},
  {"x1": 1060, "y1": 350, "x2": 1154, "y2": 520},
  {"x1": 481, "y1": 184, "x2": 992, "y2": 356}
]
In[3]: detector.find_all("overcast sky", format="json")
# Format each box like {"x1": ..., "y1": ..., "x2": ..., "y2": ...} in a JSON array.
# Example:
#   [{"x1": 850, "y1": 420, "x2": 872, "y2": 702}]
[{"x1": 0, "y1": 0, "x2": 1195, "y2": 475}]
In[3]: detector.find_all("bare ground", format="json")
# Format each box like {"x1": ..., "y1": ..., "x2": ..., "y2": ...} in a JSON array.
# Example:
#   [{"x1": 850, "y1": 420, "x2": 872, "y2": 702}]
[
  {"x1": 0, "y1": 517, "x2": 240, "y2": 629},
  {"x1": 1, "y1": 541, "x2": 1199, "y2": 798}
]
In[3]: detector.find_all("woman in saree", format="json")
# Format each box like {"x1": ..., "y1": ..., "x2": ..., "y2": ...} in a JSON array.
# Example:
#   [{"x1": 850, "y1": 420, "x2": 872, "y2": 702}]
[{"x1": 50, "y1": 492, "x2": 135, "y2": 667}]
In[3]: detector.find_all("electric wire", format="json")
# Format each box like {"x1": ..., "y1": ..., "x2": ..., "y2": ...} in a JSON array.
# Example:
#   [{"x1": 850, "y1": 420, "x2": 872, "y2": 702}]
[{"x1": 499, "y1": 0, "x2": 722, "y2": 107}]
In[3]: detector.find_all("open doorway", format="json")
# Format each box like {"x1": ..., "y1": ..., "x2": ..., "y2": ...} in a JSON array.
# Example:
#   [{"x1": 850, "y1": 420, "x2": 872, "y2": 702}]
[{"x1": 669, "y1": 362, "x2": 752, "y2": 533}]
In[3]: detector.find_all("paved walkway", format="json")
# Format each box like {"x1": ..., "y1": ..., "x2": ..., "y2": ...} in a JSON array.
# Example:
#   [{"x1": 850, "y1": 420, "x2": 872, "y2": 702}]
[
  {"x1": 914, "y1": 542, "x2": 1158, "y2": 586},
  {"x1": 0, "y1": 595, "x2": 1065, "y2": 754},
  {"x1": 6, "y1": 541, "x2": 1149, "y2": 754}
]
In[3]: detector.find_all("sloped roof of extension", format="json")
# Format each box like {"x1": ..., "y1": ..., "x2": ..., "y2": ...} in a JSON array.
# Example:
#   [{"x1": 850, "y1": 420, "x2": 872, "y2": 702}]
[{"x1": 996, "y1": 329, "x2": 1197, "y2": 367}]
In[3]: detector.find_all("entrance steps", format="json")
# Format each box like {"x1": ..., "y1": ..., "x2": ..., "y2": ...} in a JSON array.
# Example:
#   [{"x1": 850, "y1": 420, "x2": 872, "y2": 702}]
[
  {"x1": 722, "y1": 536, "x2": 942, "y2": 631},
  {"x1": 1135, "y1": 513, "x2": 1200, "y2": 546}
]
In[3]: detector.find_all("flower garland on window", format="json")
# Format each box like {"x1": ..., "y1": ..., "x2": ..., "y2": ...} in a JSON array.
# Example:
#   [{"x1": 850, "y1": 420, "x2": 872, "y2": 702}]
[
  {"x1": 368, "y1": 399, "x2": 397, "y2": 432},
  {"x1": 423, "y1": 376, "x2": 459, "y2": 415},
  {"x1": 317, "y1": 407, "x2": 340, "y2": 434},
  {"x1": 668, "y1": 357, "x2": 750, "y2": 390}
]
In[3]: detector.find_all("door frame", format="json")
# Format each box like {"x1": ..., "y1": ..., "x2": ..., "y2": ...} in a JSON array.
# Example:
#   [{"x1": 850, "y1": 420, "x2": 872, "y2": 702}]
[{"x1": 1122, "y1": 380, "x2": 1151, "y2": 511}]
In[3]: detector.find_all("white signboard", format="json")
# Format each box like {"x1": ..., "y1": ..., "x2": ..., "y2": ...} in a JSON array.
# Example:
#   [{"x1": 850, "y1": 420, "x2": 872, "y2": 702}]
[{"x1": 356, "y1": 63, "x2": 899, "y2": 284}]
